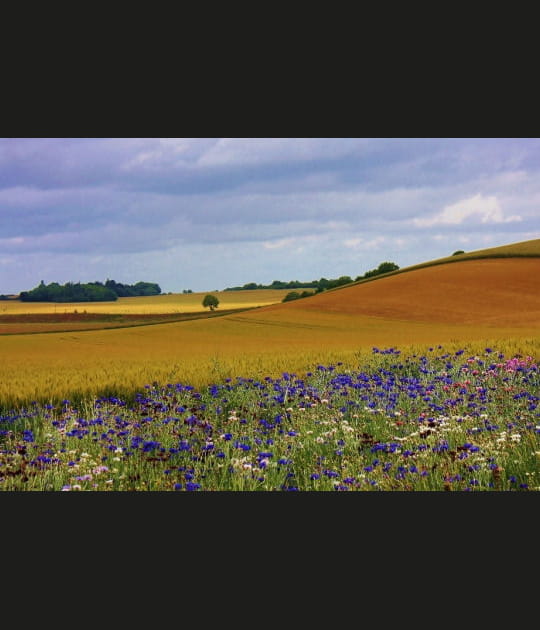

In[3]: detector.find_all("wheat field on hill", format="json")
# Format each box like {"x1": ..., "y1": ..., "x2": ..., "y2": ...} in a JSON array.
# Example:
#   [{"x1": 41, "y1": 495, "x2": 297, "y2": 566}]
[{"x1": 258, "y1": 257, "x2": 540, "y2": 327}]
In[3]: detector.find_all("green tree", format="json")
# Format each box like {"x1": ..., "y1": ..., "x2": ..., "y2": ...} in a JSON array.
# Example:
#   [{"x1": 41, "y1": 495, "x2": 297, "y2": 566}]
[
  {"x1": 202, "y1": 294, "x2": 219, "y2": 311},
  {"x1": 376, "y1": 262, "x2": 399, "y2": 274},
  {"x1": 282, "y1": 291, "x2": 301, "y2": 302}
]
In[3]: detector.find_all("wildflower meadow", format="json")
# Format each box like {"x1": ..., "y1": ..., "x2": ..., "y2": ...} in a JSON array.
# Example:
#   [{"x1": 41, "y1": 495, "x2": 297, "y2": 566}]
[{"x1": 1, "y1": 345, "x2": 538, "y2": 491}]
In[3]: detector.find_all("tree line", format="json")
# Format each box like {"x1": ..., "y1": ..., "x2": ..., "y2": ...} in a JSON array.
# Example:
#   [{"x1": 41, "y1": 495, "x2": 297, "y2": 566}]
[
  {"x1": 281, "y1": 261, "x2": 400, "y2": 303},
  {"x1": 19, "y1": 279, "x2": 162, "y2": 302},
  {"x1": 224, "y1": 261, "x2": 400, "y2": 296},
  {"x1": 224, "y1": 276, "x2": 358, "y2": 292}
]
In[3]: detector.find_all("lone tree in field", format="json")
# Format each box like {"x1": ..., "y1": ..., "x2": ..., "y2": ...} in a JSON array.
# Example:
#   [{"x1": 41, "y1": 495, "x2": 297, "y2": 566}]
[{"x1": 202, "y1": 294, "x2": 219, "y2": 311}]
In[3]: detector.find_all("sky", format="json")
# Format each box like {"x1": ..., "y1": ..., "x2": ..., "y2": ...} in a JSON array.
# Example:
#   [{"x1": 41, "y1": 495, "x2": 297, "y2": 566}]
[{"x1": 1, "y1": 137, "x2": 539, "y2": 295}]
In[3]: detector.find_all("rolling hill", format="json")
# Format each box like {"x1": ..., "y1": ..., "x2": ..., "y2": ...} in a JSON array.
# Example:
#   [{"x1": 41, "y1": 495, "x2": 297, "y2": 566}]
[
  {"x1": 1, "y1": 238, "x2": 539, "y2": 407},
  {"x1": 236, "y1": 238, "x2": 540, "y2": 328}
]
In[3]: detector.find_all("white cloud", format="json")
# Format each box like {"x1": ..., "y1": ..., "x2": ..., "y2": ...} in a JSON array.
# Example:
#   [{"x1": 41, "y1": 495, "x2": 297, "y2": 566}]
[
  {"x1": 343, "y1": 238, "x2": 364, "y2": 249},
  {"x1": 262, "y1": 237, "x2": 296, "y2": 250},
  {"x1": 363, "y1": 236, "x2": 387, "y2": 249},
  {"x1": 414, "y1": 193, "x2": 522, "y2": 227}
]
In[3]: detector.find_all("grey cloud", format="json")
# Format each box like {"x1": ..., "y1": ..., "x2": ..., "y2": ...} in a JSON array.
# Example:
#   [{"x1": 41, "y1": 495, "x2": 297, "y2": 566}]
[{"x1": 1, "y1": 138, "x2": 539, "y2": 295}]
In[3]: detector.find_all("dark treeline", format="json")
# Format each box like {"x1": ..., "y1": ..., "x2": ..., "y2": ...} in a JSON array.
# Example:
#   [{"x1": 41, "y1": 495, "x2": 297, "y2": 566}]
[
  {"x1": 103, "y1": 279, "x2": 161, "y2": 298},
  {"x1": 360, "y1": 261, "x2": 400, "y2": 279},
  {"x1": 19, "y1": 279, "x2": 162, "y2": 302},
  {"x1": 224, "y1": 277, "x2": 355, "y2": 292},
  {"x1": 225, "y1": 262, "x2": 400, "y2": 294}
]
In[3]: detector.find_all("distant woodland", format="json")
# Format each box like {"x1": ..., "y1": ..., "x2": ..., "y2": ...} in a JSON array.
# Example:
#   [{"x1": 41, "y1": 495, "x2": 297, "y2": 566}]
[
  {"x1": 224, "y1": 262, "x2": 400, "y2": 293},
  {"x1": 18, "y1": 280, "x2": 162, "y2": 302}
]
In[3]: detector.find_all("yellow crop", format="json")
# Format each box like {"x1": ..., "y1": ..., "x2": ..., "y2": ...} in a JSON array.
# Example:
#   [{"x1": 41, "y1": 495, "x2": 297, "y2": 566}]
[{"x1": 0, "y1": 289, "x2": 292, "y2": 315}]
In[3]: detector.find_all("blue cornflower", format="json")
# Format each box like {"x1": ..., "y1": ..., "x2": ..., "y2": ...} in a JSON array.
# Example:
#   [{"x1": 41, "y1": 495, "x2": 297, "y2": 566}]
[
  {"x1": 142, "y1": 440, "x2": 161, "y2": 452},
  {"x1": 22, "y1": 430, "x2": 35, "y2": 442},
  {"x1": 323, "y1": 469, "x2": 339, "y2": 478},
  {"x1": 174, "y1": 483, "x2": 183, "y2": 491},
  {"x1": 185, "y1": 482, "x2": 201, "y2": 491}
]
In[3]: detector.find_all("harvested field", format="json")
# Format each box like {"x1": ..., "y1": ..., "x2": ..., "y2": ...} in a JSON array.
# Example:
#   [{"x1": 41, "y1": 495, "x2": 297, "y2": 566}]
[
  {"x1": 0, "y1": 308, "x2": 250, "y2": 335},
  {"x1": 256, "y1": 258, "x2": 540, "y2": 327}
]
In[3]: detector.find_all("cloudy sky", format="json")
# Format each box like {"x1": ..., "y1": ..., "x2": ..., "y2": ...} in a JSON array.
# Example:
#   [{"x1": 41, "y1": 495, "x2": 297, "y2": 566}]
[{"x1": 1, "y1": 137, "x2": 539, "y2": 294}]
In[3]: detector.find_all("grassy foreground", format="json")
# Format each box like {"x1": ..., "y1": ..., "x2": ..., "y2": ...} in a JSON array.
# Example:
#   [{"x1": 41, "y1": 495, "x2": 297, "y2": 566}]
[{"x1": 1, "y1": 345, "x2": 538, "y2": 491}]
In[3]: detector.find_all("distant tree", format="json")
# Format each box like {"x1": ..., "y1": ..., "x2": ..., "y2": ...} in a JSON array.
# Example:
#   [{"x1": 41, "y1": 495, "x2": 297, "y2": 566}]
[
  {"x1": 202, "y1": 294, "x2": 219, "y2": 311},
  {"x1": 452, "y1": 250, "x2": 465, "y2": 256},
  {"x1": 20, "y1": 280, "x2": 117, "y2": 302},
  {"x1": 133, "y1": 281, "x2": 161, "y2": 296},
  {"x1": 376, "y1": 262, "x2": 399, "y2": 274},
  {"x1": 282, "y1": 291, "x2": 301, "y2": 302},
  {"x1": 362, "y1": 262, "x2": 400, "y2": 279},
  {"x1": 282, "y1": 290, "x2": 314, "y2": 302}
]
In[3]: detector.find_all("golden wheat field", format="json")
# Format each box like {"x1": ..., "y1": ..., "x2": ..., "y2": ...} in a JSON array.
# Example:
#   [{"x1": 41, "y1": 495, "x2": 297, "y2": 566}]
[
  {"x1": 1, "y1": 244, "x2": 539, "y2": 408},
  {"x1": 0, "y1": 289, "x2": 293, "y2": 335},
  {"x1": 0, "y1": 289, "x2": 292, "y2": 315}
]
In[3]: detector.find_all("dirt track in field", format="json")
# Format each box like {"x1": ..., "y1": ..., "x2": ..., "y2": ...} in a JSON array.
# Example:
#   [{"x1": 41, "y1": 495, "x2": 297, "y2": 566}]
[{"x1": 257, "y1": 258, "x2": 540, "y2": 327}]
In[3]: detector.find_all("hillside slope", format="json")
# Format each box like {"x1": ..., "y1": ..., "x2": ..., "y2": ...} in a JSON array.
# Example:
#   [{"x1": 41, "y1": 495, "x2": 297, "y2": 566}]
[
  {"x1": 252, "y1": 257, "x2": 540, "y2": 327},
  {"x1": 345, "y1": 237, "x2": 540, "y2": 288}
]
